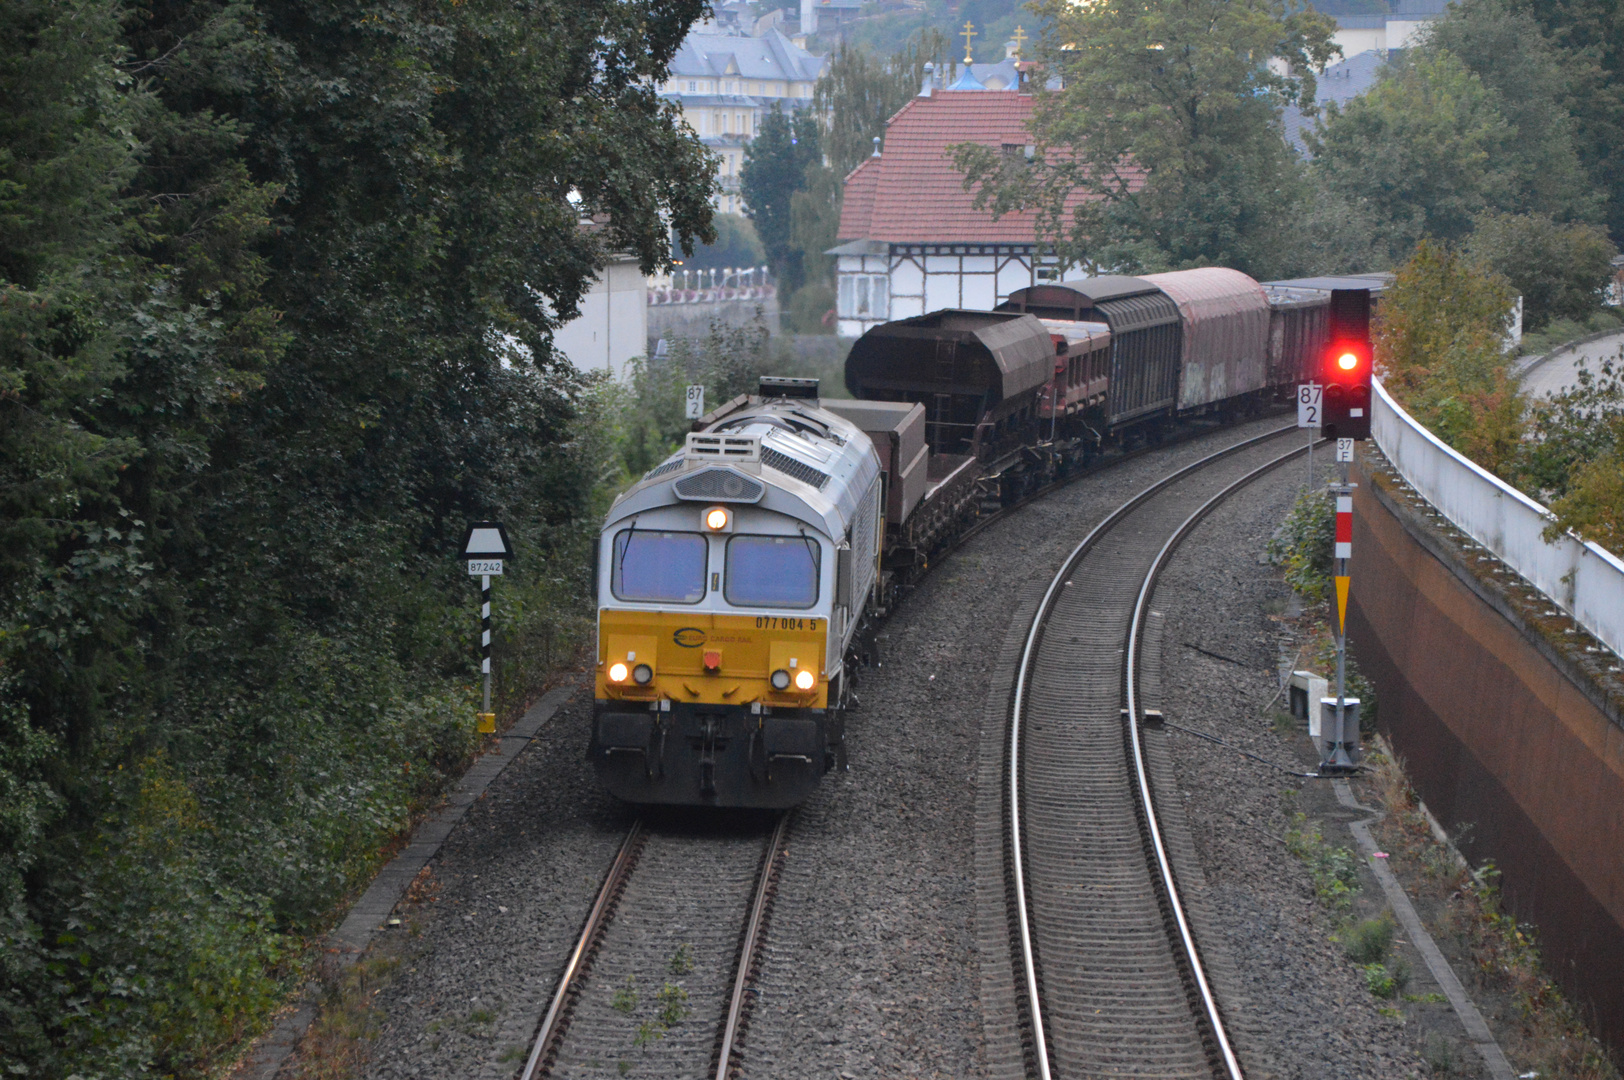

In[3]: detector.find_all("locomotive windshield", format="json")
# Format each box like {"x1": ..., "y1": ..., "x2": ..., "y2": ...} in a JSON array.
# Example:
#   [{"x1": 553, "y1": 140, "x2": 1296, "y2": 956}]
[
  {"x1": 725, "y1": 535, "x2": 820, "y2": 609},
  {"x1": 611, "y1": 530, "x2": 706, "y2": 603}
]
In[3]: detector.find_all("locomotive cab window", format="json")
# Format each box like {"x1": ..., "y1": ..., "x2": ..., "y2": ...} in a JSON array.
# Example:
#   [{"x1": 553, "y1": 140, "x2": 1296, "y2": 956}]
[
  {"x1": 725, "y1": 535, "x2": 821, "y2": 608},
  {"x1": 611, "y1": 530, "x2": 707, "y2": 603}
]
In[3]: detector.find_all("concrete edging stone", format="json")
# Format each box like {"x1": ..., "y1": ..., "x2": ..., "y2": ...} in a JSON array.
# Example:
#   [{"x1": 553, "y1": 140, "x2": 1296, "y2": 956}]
[{"x1": 231, "y1": 684, "x2": 578, "y2": 1080}]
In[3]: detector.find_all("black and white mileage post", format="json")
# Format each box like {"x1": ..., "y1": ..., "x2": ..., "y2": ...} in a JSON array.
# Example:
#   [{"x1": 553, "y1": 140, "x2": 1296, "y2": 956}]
[{"x1": 459, "y1": 521, "x2": 515, "y2": 733}]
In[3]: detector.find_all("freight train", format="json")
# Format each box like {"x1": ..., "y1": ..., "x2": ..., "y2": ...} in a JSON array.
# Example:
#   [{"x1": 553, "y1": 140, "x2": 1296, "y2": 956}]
[{"x1": 589, "y1": 269, "x2": 1384, "y2": 808}]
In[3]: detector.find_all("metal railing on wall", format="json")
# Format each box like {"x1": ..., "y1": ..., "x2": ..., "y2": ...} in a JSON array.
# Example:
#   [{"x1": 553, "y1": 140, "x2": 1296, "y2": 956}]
[{"x1": 1372, "y1": 378, "x2": 1624, "y2": 660}]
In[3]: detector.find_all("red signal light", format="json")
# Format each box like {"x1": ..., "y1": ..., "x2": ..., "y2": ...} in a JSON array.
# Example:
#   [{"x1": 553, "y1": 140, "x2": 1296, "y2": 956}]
[{"x1": 1323, "y1": 339, "x2": 1370, "y2": 382}]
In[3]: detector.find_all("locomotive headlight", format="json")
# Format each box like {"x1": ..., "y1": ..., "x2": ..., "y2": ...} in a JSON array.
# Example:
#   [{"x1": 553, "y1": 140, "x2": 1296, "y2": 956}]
[
  {"x1": 608, "y1": 662, "x2": 629, "y2": 683},
  {"x1": 794, "y1": 669, "x2": 816, "y2": 691},
  {"x1": 770, "y1": 669, "x2": 791, "y2": 691},
  {"x1": 705, "y1": 506, "x2": 730, "y2": 531},
  {"x1": 632, "y1": 663, "x2": 654, "y2": 685}
]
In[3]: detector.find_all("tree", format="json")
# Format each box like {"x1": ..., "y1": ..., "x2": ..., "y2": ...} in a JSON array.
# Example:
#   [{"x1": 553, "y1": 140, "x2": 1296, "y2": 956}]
[
  {"x1": 741, "y1": 104, "x2": 822, "y2": 291},
  {"x1": 1422, "y1": 0, "x2": 1599, "y2": 226},
  {"x1": 1375, "y1": 240, "x2": 1523, "y2": 474},
  {"x1": 1467, "y1": 212, "x2": 1619, "y2": 330},
  {"x1": 954, "y1": 0, "x2": 1338, "y2": 276},
  {"x1": 1505, "y1": 0, "x2": 1624, "y2": 243},
  {"x1": 1311, "y1": 52, "x2": 1516, "y2": 260},
  {"x1": 815, "y1": 32, "x2": 946, "y2": 178},
  {"x1": 0, "y1": 0, "x2": 719, "y2": 1071}
]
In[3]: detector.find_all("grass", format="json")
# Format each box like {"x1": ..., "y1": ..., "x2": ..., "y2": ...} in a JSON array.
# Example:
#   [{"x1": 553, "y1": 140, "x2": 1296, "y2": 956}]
[
  {"x1": 286, "y1": 951, "x2": 404, "y2": 1080},
  {"x1": 1284, "y1": 811, "x2": 1362, "y2": 913},
  {"x1": 1368, "y1": 748, "x2": 1622, "y2": 1080}
]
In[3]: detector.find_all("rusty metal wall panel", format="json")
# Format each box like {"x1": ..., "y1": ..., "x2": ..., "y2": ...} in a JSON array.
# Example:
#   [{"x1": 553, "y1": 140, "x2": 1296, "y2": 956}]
[
  {"x1": 1142, "y1": 268, "x2": 1272, "y2": 410},
  {"x1": 1352, "y1": 473, "x2": 1624, "y2": 1057}
]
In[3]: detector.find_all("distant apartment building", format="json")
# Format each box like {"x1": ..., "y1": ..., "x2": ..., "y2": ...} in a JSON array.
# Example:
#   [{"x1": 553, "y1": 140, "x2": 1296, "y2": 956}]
[
  {"x1": 658, "y1": 28, "x2": 828, "y2": 214},
  {"x1": 1330, "y1": 0, "x2": 1448, "y2": 59}
]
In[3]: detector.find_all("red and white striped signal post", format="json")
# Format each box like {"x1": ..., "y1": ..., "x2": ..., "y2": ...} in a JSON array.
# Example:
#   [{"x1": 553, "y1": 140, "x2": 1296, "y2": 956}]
[
  {"x1": 1319, "y1": 288, "x2": 1372, "y2": 774},
  {"x1": 1321, "y1": 474, "x2": 1361, "y2": 772},
  {"x1": 460, "y1": 522, "x2": 515, "y2": 734}
]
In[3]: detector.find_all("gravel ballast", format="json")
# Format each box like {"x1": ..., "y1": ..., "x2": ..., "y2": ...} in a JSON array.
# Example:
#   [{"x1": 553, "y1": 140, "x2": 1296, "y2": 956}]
[{"x1": 346, "y1": 418, "x2": 1458, "y2": 1079}]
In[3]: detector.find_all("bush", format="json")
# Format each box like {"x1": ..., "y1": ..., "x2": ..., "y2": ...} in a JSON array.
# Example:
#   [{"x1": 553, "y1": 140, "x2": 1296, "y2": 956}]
[
  {"x1": 1468, "y1": 212, "x2": 1619, "y2": 332},
  {"x1": 1267, "y1": 488, "x2": 1335, "y2": 601},
  {"x1": 1376, "y1": 241, "x2": 1526, "y2": 477},
  {"x1": 1344, "y1": 916, "x2": 1397, "y2": 964}
]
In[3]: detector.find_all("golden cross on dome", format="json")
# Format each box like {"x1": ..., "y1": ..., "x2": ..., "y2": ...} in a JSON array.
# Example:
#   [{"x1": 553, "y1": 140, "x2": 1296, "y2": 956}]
[
  {"x1": 1011, "y1": 24, "x2": 1028, "y2": 57},
  {"x1": 961, "y1": 20, "x2": 978, "y2": 63}
]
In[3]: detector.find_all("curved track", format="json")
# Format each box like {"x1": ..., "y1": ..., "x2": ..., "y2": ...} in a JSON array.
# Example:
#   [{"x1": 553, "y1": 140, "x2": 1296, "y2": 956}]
[
  {"x1": 1006, "y1": 424, "x2": 1311, "y2": 1079},
  {"x1": 517, "y1": 813, "x2": 791, "y2": 1080}
]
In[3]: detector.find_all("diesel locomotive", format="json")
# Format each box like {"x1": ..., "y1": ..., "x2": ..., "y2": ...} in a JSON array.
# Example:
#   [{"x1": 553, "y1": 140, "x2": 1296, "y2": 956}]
[{"x1": 589, "y1": 269, "x2": 1384, "y2": 808}]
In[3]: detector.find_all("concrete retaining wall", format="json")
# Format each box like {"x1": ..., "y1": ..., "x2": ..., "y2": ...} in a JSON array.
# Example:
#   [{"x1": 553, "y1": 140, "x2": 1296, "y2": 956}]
[{"x1": 1350, "y1": 464, "x2": 1624, "y2": 1054}]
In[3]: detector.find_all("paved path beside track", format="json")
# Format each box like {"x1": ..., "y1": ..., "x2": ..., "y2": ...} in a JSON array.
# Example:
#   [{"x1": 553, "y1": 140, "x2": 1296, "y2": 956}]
[{"x1": 1519, "y1": 329, "x2": 1624, "y2": 398}]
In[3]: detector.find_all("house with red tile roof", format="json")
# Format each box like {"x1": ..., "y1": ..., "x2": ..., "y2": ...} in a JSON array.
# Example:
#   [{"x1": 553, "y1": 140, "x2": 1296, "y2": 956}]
[{"x1": 830, "y1": 66, "x2": 1076, "y2": 337}]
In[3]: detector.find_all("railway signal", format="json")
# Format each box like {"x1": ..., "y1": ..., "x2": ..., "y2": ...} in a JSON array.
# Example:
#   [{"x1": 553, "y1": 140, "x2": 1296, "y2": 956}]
[
  {"x1": 1321, "y1": 289, "x2": 1373, "y2": 442},
  {"x1": 460, "y1": 521, "x2": 515, "y2": 733}
]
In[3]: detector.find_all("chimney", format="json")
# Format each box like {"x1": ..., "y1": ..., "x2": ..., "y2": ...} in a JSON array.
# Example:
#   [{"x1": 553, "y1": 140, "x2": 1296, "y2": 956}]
[
  {"x1": 872, "y1": 135, "x2": 881, "y2": 157},
  {"x1": 919, "y1": 61, "x2": 935, "y2": 97}
]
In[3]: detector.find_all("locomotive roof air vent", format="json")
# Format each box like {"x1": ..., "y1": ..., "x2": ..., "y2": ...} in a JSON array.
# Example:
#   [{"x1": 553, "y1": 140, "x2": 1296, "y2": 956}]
[{"x1": 673, "y1": 468, "x2": 766, "y2": 503}]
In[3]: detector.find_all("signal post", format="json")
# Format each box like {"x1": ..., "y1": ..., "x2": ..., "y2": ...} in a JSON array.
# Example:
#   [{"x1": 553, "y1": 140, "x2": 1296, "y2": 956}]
[
  {"x1": 460, "y1": 521, "x2": 516, "y2": 734},
  {"x1": 1319, "y1": 290, "x2": 1372, "y2": 774}
]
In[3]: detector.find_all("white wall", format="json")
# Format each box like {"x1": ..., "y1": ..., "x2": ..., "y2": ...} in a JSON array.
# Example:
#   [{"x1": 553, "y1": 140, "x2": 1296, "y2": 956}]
[
  {"x1": 836, "y1": 246, "x2": 1036, "y2": 337},
  {"x1": 1332, "y1": 25, "x2": 1386, "y2": 59},
  {"x1": 554, "y1": 259, "x2": 647, "y2": 380},
  {"x1": 1372, "y1": 378, "x2": 1624, "y2": 659}
]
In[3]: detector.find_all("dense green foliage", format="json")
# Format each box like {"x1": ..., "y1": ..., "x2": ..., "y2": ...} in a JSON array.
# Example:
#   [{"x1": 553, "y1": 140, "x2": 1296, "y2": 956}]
[
  {"x1": 1467, "y1": 213, "x2": 1618, "y2": 331},
  {"x1": 0, "y1": 0, "x2": 716, "y2": 1071},
  {"x1": 1311, "y1": 0, "x2": 1622, "y2": 265},
  {"x1": 740, "y1": 104, "x2": 822, "y2": 295},
  {"x1": 1376, "y1": 241, "x2": 1523, "y2": 472},
  {"x1": 674, "y1": 213, "x2": 765, "y2": 274},
  {"x1": 1268, "y1": 488, "x2": 1336, "y2": 602},
  {"x1": 953, "y1": 0, "x2": 1338, "y2": 277},
  {"x1": 1377, "y1": 243, "x2": 1624, "y2": 554}
]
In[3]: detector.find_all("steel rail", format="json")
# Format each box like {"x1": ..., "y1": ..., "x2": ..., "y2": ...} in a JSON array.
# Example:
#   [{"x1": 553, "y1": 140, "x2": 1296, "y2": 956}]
[
  {"x1": 713, "y1": 810, "x2": 794, "y2": 1080},
  {"x1": 519, "y1": 820, "x2": 646, "y2": 1080},
  {"x1": 1006, "y1": 423, "x2": 1299, "y2": 1080},
  {"x1": 1124, "y1": 442, "x2": 1318, "y2": 1080}
]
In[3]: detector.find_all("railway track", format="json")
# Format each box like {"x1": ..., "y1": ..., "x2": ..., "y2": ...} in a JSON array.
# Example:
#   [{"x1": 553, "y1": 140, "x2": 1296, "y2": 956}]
[
  {"x1": 1005, "y1": 424, "x2": 1312, "y2": 1079},
  {"x1": 517, "y1": 813, "x2": 792, "y2": 1080},
  {"x1": 514, "y1": 419, "x2": 1305, "y2": 1080}
]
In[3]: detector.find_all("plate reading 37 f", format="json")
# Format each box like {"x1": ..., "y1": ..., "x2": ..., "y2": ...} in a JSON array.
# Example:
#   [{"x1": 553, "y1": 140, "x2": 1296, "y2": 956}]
[
  {"x1": 1336, "y1": 438, "x2": 1355, "y2": 463},
  {"x1": 467, "y1": 559, "x2": 504, "y2": 576},
  {"x1": 1297, "y1": 383, "x2": 1323, "y2": 428}
]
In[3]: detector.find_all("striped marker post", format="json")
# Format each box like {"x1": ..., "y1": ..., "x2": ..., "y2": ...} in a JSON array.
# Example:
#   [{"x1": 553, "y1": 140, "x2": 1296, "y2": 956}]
[
  {"x1": 1322, "y1": 483, "x2": 1361, "y2": 771},
  {"x1": 481, "y1": 574, "x2": 493, "y2": 726},
  {"x1": 459, "y1": 521, "x2": 514, "y2": 736}
]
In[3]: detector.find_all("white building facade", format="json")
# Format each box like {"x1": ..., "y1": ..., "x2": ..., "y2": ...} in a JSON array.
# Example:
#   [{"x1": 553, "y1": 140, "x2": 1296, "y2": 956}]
[
  {"x1": 553, "y1": 255, "x2": 648, "y2": 380},
  {"x1": 658, "y1": 28, "x2": 826, "y2": 215}
]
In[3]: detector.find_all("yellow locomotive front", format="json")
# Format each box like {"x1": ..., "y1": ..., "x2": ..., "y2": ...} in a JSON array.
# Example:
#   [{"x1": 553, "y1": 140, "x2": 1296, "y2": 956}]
[{"x1": 591, "y1": 386, "x2": 882, "y2": 808}]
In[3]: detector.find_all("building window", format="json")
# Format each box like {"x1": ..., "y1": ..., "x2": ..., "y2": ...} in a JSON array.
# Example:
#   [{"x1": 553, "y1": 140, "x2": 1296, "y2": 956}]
[
  {"x1": 688, "y1": 80, "x2": 697, "y2": 92},
  {"x1": 838, "y1": 274, "x2": 889, "y2": 320}
]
